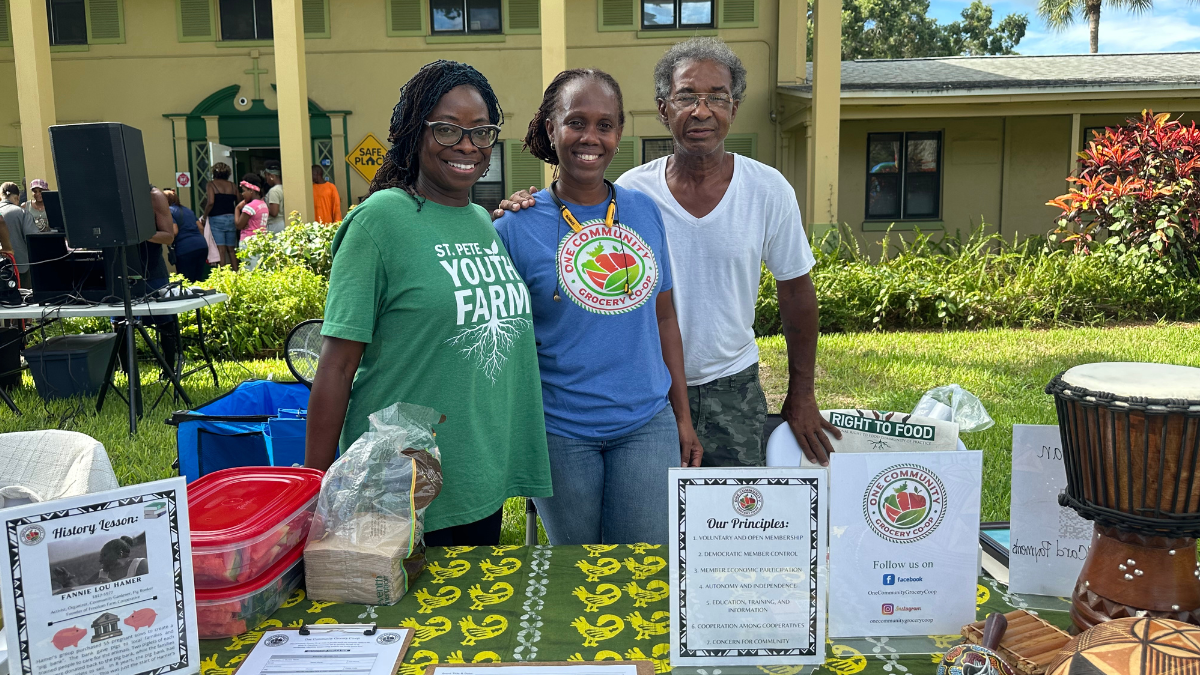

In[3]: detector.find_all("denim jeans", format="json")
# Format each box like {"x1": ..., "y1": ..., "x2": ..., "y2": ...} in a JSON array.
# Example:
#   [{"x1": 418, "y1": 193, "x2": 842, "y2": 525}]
[{"x1": 534, "y1": 405, "x2": 679, "y2": 545}]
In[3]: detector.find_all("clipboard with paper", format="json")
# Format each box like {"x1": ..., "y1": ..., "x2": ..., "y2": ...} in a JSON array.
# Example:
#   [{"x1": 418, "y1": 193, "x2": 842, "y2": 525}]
[{"x1": 234, "y1": 624, "x2": 414, "y2": 675}]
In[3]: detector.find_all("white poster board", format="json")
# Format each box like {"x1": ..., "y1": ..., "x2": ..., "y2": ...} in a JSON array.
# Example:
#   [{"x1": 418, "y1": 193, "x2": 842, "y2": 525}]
[
  {"x1": 669, "y1": 468, "x2": 826, "y2": 667},
  {"x1": 0, "y1": 478, "x2": 199, "y2": 675},
  {"x1": 828, "y1": 451, "x2": 982, "y2": 637},
  {"x1": 1009, "y1": 424, "x2": 1092, "y2": 597}
]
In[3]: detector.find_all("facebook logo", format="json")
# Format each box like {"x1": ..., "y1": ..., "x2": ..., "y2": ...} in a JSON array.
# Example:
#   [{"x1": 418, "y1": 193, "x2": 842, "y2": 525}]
[{"x1": 883, "y1": 574, "x2": 896, "y2": 585}]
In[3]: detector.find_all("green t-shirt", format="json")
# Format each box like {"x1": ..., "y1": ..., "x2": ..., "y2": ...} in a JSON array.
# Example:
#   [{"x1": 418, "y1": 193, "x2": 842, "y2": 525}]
[{"x1": 322, "y1": 188, "x2": 551, "y2": 532}]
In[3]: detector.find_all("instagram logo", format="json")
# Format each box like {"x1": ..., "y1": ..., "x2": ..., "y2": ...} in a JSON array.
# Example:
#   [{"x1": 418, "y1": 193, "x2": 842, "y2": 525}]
[{"x1": 881, "y1": 603, "x2": 895, "y2": 615}]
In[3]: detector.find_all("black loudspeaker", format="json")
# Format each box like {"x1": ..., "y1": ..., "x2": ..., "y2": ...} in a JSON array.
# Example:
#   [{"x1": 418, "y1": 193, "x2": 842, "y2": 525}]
[
  {"x1": 0, "y1": 327, "x2": 20, "y2": 391},
  {"x1": 48, "y1": 123, "x2": 155, "y2": 248}
]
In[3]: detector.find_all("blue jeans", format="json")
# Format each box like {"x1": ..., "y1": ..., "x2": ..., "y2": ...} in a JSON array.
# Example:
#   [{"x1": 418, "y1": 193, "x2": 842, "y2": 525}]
[
  {"x1": 534, "y1": 406, "x2": 679, "y2": 545},
  {"x1": 208, "y1": 213, "x2": 237, "y2": 247}
]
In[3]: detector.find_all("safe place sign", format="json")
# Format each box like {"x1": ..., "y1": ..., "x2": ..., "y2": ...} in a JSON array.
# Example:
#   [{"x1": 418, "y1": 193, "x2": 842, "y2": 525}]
[{"x1": 347, "y1": 133, "x2": 387, "y2": 183}]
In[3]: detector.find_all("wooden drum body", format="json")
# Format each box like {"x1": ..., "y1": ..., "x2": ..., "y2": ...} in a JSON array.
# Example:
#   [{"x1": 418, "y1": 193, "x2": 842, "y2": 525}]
[{"x1": 1047, "y1": 363, "x2": 1200, "y2": 632}]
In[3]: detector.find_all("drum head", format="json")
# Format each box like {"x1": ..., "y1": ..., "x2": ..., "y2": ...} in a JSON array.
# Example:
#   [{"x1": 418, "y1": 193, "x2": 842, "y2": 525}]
[{"x1": 1060, "y1": 362, "x2": 1200, "y2": 400}]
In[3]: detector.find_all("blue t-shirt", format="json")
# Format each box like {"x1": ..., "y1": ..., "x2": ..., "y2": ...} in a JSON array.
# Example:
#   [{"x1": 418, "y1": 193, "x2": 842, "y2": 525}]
[
  {"x1": 170, "y1": 204, "x2": 208, "y2": 256},
  {"x1": 494, "y1": 185, "x2": 674, "y2": 440}
]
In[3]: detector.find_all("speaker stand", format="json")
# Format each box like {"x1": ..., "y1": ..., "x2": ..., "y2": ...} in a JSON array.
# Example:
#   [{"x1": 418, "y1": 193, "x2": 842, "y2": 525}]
[{"x1": 94, "y1": 246, "x2": 191, "y2": 435}]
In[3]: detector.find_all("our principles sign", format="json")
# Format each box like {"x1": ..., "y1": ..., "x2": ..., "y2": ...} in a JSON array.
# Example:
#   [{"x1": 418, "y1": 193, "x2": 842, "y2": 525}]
[
  {"x1": 347, "y1": 133, "x2": 388, "y2": 183},
  {"x1": 669, "y1": 468, "x2": 826, "y2": 667}
]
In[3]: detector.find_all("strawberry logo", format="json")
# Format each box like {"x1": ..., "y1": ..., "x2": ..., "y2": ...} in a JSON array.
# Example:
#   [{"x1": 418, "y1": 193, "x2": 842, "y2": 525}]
[{"x1": 863, "y1": 464, "x2": 945, "y2": 543}]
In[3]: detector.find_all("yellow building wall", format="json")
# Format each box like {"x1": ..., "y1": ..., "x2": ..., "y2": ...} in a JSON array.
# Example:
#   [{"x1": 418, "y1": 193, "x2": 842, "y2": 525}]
[
  {"x1": 1000, "y1": 115, "x2": 1071, "y2": 241},
  {"x1": 0, "y1": 0, "x2": 779, "y2": 205}
]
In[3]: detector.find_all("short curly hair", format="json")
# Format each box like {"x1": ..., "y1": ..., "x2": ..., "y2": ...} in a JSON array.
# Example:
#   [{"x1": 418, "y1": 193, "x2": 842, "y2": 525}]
[{"x1": 653, "y1": 37, "x2": 747, "y2": 102}]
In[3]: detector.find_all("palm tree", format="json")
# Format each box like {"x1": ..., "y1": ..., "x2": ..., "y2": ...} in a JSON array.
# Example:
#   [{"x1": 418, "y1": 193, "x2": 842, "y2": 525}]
[{"x1": 1037, "y1": 0, "x2": 1151, "y2": 53}]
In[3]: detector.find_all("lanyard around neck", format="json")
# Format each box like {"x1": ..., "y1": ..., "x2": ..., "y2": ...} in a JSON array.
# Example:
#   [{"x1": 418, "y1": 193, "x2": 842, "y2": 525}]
[{"x1": 548, "y1": 180, "x2": 617, "y2": 233}]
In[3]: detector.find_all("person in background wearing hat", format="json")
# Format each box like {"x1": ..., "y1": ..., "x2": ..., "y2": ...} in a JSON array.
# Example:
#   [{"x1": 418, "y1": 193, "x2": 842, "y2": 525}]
[
  {"x1": 262, "y1": 161, "x2": 286, "y2": 233},
  {"x1": 311, "y1": 164, "x2": 341, "y2": 224},
  {"x1": 23, "y1": 179, "x2": 49, "y2": 232},
  {"x1": 0, "y1": 182, "x2": 35, "y2": 285}
]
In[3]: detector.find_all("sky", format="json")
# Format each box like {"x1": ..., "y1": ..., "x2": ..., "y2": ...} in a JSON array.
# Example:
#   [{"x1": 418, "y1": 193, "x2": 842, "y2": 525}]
[{"x1": 926, "y1": 0, "x2": 1200, "y2": 54}]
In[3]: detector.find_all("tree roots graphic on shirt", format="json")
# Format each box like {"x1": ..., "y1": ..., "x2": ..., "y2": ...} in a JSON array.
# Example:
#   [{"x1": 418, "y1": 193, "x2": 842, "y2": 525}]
[{"x1": 446, "y1": 315, "x2": 532, "y2": 383}]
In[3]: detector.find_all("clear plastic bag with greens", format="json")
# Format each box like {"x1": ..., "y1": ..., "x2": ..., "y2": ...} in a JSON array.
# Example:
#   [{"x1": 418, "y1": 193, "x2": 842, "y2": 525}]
[{"x1": 304, "y1": 402, "x2": 444, "y2": 604}]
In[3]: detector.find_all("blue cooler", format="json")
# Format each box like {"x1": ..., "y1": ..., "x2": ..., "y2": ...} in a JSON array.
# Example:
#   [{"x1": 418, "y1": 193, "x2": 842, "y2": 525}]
[{"x1": 168, "y1": 380, "x2": 310, "y2": 482}]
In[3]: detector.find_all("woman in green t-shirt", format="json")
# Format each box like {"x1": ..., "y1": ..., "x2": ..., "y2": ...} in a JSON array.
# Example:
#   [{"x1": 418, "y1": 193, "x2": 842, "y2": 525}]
[{"x1": 305, "y1": 61, "x2": 552, "y2": 547}]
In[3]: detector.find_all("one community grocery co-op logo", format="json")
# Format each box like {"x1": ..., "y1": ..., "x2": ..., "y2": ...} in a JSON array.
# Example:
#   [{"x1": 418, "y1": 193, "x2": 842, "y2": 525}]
[
  {"x1": 732, "y1": 487, "x2": 763, "y2": 517},
  {"x1": 557, "y1": 221, "x2": 658, "y2": 315},
  {"x1": 863, "y1": 464, "x2": 945, "y2": 543},
  {"x1": 19, "y1": 524, "x2": 45, "y2": 546}
]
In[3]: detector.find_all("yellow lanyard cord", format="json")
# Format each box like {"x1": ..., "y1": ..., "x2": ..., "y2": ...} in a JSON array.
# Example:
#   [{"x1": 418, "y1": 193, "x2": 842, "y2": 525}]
[{"x1": 558, "y1": 197, "x2": 617, "y2": 234}]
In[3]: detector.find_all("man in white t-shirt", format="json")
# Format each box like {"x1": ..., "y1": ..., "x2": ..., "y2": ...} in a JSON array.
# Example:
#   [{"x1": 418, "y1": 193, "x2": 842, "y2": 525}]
[
  {"x1": 497, "y1": 38, "x2": 840, "y2": 466},
  {"x1": 262, "y1": 161, "x2": 286, "y2": 233}
]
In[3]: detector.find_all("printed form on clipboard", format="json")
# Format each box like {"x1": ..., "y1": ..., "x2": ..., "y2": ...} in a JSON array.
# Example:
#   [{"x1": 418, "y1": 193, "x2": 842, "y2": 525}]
[{"x1": 235, "y1": 624, "x2": 414, "y2": 675}]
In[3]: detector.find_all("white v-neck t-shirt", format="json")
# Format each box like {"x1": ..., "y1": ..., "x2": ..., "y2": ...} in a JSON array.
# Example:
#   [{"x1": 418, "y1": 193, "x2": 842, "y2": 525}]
[{"x1": 616, "y1": 153, "x2": 815, "y2": 386}]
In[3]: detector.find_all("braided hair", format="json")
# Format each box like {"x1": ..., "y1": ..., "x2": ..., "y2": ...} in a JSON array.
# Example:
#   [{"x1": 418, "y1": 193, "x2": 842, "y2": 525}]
[
  {"x1": 369, "y1": 60, "x2": 503, "y2": 206},
  {"x1": 524, "y1": 69, "x2": 625, "y2": 166}
]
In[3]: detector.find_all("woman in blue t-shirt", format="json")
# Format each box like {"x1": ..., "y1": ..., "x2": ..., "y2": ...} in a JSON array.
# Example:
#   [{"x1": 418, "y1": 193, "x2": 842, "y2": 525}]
[{"x1": 494, "y1": 69, "x2": 703, "y2": 545}]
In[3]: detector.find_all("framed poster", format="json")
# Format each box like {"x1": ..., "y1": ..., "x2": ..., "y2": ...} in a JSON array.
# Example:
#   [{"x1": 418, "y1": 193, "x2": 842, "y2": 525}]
[
  {"x1": 668, "y1": 468, "x2": 826, "y2": 667},
  {"x1": 1009, "y1": 424, "x2": 1092, "y2": 597},
  {"x1": 0, "y1": 478, "x2": 199, "y2": 675},
  {"x1": 828, "y1": 452, "x2": 982, "y2": 637}
]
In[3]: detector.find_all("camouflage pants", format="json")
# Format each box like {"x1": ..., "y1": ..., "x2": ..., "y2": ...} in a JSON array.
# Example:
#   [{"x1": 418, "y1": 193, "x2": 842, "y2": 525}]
[{"x1": 688, "y1": 363, "x2": 768, "y2": 467}]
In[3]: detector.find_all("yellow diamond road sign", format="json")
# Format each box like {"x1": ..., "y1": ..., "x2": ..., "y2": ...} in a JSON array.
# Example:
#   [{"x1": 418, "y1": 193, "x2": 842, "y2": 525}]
[{"x1": 347, "y1": 133, "x2": 388, "y2": 184}]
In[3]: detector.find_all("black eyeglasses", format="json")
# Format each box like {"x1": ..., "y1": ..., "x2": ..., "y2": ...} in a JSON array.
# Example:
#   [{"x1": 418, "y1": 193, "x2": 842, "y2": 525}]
[{"x1": 424, "y1": 121, "x2": 502, "y2": 149}]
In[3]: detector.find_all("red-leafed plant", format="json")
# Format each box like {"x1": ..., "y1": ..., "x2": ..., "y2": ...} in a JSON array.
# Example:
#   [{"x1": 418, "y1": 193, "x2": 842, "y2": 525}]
[{"x1": 1048, "y1": 110, "x2": 1200, "y2": 272}]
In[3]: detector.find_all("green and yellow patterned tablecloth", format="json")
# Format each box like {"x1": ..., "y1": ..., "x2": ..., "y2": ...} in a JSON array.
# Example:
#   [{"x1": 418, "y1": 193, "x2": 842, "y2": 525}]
[{"x1": 199, "y1": 545, "x2": 1072, "y2": 675}]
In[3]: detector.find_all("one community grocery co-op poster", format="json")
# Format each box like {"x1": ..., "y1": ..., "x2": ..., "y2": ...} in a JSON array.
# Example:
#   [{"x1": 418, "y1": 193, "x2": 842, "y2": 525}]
[
  {"x1": 828, "y1": 451, "x2": 982, "y2": 637},
  {"x1": 669, "y1": 468, "x2": 827, "y2": 667},
  {"x1": 0, "y1": 478, "x2": 199, "y2": 675}
]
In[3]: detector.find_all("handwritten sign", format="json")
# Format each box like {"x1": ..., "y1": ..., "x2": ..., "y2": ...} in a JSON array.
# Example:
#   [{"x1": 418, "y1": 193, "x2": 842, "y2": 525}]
[
  {"x1": 1009, "y1": 424, "x2": 1092, "y2": 597},
  {"x1": 347, "y1": 133, "x2": 388, "y2": 183}
]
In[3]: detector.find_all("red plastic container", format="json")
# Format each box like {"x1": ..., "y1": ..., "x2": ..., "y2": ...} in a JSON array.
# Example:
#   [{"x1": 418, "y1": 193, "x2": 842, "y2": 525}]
[
  {"x1": 196, "y1": 544, "x2": 305, "y2": 639},
  {"x1": 188, "y1": 467, "x2": 323, "y2": 589}
]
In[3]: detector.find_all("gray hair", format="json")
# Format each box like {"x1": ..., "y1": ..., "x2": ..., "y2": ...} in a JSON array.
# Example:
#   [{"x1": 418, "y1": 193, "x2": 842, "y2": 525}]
[{"x1": 653, "y1": 37, "x2": 747, "y2": 102}]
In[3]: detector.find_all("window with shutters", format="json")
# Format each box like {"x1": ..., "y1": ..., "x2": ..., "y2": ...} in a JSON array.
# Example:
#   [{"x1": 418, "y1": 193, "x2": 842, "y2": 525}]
[
  {"x1": 209, "y1": 0, "x2": 327, "y2": 41},
  {"x1": 640, "y1": 0, "x2": 713, "y2": 29},
  {"x1": 865, "y1": 131, "x2": 941, "y2": 221},
  {"x1": 431, "y1": 0, "x2": 501, "y2": 33},
  {"x1": 46, "y1": 0, "x2": 87, "y2": 45}
]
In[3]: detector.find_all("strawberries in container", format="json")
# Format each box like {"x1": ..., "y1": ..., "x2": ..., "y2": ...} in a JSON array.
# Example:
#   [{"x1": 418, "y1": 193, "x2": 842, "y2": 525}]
[{"x1": 188, "y1": 467, "x2": 323, "y2": 589}]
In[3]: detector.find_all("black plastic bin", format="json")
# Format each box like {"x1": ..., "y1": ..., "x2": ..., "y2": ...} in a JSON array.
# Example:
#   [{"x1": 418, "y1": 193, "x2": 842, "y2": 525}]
[{"x1": 24, "y1": 333, "x2": 118, "y2": 399}]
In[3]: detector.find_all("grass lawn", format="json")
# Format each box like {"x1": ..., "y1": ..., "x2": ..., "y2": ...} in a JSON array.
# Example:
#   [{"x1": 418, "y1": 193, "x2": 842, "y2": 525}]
[{"x1": 2, "y1": 323, "x2": 1197, "y2": 542}]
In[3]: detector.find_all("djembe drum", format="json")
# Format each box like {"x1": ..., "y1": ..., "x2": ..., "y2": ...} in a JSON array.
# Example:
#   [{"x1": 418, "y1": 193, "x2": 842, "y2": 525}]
[{"x1": 1046, "y1": 363, "x2": 1200, "y2": 632}]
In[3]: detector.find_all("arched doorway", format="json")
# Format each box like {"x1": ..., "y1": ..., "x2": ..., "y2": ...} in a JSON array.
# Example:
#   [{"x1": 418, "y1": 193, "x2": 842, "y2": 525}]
[{"x1": 170, "y1": 85, "x2": 350, "y2": 212}]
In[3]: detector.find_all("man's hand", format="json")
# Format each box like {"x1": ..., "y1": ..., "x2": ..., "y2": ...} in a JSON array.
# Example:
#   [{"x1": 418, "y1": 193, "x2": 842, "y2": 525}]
[
  {"x1": 491, "y1": 187, "x2": 537, "y2": 220},
  {"x1": 781, "y1": 389, "x2": 841, "y2": 467},
  {"x1": 679, "y1": 423, "x2": 704, "y2": 467}
]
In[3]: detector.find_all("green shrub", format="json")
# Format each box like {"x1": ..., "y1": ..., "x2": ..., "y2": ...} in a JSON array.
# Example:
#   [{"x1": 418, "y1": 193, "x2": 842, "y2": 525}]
[
  {"x1": 755, "y1": 225, "x2": 1200, "y2": 335},
  {"x1": 238, "y1": 217, "x2": 339, "y2": 277},
  {"x1": 183, "y1": 266, "x2": 327, "y2": 358}
]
